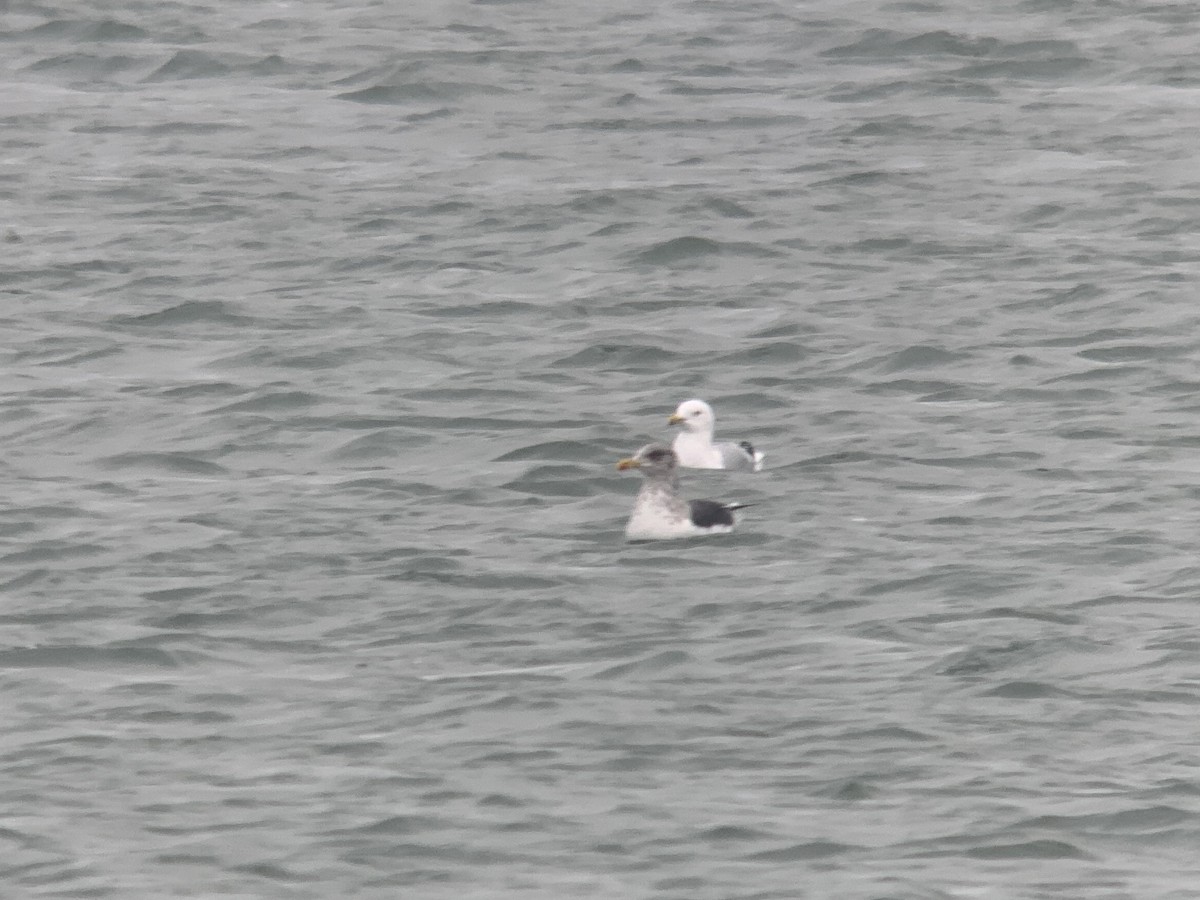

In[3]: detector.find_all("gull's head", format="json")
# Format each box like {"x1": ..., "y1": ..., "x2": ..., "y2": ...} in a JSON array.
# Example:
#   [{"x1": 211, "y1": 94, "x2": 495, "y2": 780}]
[
  {"x1": 667, "y1": 398, "x2": 714, "y2": 433},
  {"x1": 617, "y1": 443, "x2": 678, "y2": 478}
]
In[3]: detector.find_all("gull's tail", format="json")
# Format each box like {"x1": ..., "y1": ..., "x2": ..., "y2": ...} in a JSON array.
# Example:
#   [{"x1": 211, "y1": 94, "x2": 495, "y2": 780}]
[{"x1": 738, "y1": 441, "x2": 765, "y2": 472}]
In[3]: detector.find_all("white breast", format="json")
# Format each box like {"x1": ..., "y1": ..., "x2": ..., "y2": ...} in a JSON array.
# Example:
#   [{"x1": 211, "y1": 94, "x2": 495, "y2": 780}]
[
  {"x1": 624, "y1": 489, "x2": 696, "y2": 540},
  {"x1": 671, "y1": 432, "x2": 723, "y2": 469}
]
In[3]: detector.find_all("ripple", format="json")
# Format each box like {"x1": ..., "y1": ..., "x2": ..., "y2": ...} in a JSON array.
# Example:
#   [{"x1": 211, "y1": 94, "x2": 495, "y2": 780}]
[
  {"x1": 592, "y1": 650, "x2": 693, "y2": 678},
  {"x1": 966, "y1": 838, "x2": 1089, "y2": 860},
  {"x1": 97, "y1": 452, "x2": 227, "y2": 476},
  {"x1": 0, "y1": 644, "x2": 178, "y2": 669},
  {"x1": 144, "y1": 49, "x2": 233, "y2": 81},
  {"x1": 109, "y1": 300, "x2": 253, "y2": 327},
  {"x1": 744, "y1": 840, "x2": 856, "y2": 861},
  {"x1": 632, "y1": 236, "x2": 783, "y2": 264}
]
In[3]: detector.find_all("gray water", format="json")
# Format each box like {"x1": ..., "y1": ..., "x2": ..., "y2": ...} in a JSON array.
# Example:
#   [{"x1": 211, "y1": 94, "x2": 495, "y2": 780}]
[{"x1": 4, "y1": 1, "x2": 1200, "y2": 897}]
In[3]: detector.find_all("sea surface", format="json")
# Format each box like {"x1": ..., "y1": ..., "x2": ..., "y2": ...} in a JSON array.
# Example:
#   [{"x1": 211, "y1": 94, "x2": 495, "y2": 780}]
[{"x1": 4, "y1": 1, "x2": 1200, "y2": 897}]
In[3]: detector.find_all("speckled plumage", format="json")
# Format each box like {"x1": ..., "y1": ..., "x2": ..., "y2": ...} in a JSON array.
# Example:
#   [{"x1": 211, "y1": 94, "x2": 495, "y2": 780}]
[{"x1": 616, "y1": 444, "x2": 749, "y2": 541}]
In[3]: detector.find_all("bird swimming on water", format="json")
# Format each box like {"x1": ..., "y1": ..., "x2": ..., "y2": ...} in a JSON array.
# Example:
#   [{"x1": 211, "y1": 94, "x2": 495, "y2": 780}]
[
  {"x1": 616, "y1": 443, "x2": 751, "y2": 541},
  {"x1": 668, "y1": 398, "x2": 763, "y2": 471}
]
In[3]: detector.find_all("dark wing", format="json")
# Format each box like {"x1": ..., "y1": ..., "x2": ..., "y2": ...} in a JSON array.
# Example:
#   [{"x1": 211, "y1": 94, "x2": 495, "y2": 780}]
[{"x1": 688, "y1": 499, "x2": 736, "y2": 529}]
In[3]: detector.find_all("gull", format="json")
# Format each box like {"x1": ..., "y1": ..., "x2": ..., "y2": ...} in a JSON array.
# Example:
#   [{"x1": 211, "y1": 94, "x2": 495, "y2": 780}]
[
  {"x1": 668, "y1": 398, "x2": 763, "y2": 471},
  {"x1": 616, "y1": 443, "x2": 751, "y2": 540}
]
